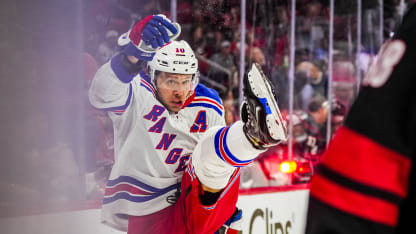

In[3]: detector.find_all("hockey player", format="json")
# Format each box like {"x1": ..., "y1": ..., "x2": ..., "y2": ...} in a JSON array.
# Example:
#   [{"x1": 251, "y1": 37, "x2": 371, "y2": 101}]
[
  {"x1": 89, "y1": 14, "x2": 287, "y2": 233},
  {"x1": 305, "y1": 4, "x2": 416, "y2": 234}
]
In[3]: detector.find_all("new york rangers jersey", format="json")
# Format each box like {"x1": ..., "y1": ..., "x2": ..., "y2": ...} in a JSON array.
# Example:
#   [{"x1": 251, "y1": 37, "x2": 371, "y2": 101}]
[{"x1": 89, "y1": 58, "x2": 226, "y2": 230}]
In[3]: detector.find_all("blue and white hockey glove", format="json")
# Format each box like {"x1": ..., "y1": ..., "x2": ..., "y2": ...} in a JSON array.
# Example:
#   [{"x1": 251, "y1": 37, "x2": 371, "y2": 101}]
[{"x1": 119, "y1": 14, "x2": 181, "y2": 61}]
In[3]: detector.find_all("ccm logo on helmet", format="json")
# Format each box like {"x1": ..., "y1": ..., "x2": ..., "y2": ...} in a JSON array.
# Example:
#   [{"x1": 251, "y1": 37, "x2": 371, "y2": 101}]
[
  {"x1": 176, "y1": 48, "x2": 185, "y2": 53},
  {"x1": 173, "y1": 61, "x2": 189, "y2": 65}
]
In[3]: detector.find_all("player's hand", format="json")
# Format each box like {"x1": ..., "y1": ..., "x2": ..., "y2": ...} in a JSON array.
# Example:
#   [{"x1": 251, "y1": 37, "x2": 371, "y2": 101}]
[
  {"x1": 138, "y1": 14, "x2": 178, "y2": 48},
  {"x1": 120, "y1": 14, "x2": 180, "y2": 61}
]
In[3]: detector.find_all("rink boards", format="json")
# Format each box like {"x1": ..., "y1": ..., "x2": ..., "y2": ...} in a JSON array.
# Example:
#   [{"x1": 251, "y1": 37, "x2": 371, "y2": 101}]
[
  {"x1": 238, "y1": 185, "x2": 309, "y2": 234},
  {"x1": 0, "y1": 185, "x2": 309, "y2": 234}
]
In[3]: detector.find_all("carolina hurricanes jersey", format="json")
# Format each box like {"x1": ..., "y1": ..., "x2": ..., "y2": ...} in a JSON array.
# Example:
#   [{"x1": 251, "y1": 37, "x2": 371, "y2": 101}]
[{"x1": 89, "y1": 57, "x2": 225, "y2": 230}]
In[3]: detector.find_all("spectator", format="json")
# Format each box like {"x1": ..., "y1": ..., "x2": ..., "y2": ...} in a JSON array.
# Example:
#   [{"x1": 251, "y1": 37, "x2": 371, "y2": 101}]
[
  {"x1": 190, "y1": 25, "x2": 206, "y2": 53},
  {"x1": 249, "y1": 47, "x2": 266, "y2": 68},
  {"x1": 97, "y1": 30, "x2": 119, "y2": 65},
  {"x1": 212, "y1": 30, "x2": 226, "y2": 53},
  {"x1": 223, "y1": 88, "x2": 239, "y2": 126},
  {"x1": 208, "y1": 40, "x2": 236, "y2": 87},
  {"x1": 272, "y1": 64, "x2": 308, "y2": 110},
  {"x1": 303, "y1": 95, "x2": 329, "y2": 161},
  {"x1": 332, "y1": 60, "x2": 357, "y2": 110},
  {"x1": 190, "y1": 24, "x2": 210, "y2": 74},
  {"x1": 296, "y1": 61, "x2": 328, "y2": 99},
  {"x1": 330, "y1": 99, "x2": 347, "y2": 136}
]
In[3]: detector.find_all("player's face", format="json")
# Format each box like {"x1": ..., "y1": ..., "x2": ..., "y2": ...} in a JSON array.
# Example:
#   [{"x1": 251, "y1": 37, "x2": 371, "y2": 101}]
[
  {"x1": 317, "y1": 106, "x2": 328, "y2": 124},
  {"x1": 156, "y1": 72, "x2": 194, "y2": 112}
]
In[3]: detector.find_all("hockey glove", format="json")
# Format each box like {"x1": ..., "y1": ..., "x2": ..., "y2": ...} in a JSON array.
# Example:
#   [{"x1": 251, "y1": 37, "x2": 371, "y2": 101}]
[{"x1": 120, "y1": 14, "x2": 181, "y2": 61}]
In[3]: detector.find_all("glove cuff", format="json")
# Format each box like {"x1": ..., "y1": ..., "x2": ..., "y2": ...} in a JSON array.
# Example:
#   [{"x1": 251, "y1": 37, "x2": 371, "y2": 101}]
[
  {"x1": 110, "y1": 54, "x2": 137, "y2": 83},
  {"x1": 123, "y1": 41, "x2": 155, "y2": 61}
]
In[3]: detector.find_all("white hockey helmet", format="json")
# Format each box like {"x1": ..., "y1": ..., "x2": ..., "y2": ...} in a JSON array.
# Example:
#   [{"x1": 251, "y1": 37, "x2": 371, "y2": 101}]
[{"x1": 148, "y1": 40, "x2": 199, "y2": 90}]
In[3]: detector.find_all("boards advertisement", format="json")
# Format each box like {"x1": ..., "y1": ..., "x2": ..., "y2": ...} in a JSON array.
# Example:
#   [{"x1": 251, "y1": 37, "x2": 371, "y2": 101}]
[{"x1": 238, "y1": 188, "x2": 309, "y2": 234}]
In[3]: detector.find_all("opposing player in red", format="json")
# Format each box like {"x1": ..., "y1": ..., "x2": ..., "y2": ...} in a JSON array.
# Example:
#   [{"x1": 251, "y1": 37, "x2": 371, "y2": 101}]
[
  {"x1": 306, "y1": 5, "x2": 416, "y2": 234},
  {"x1": 89, "y1": 14, "x2": 287, "y2": 233}
]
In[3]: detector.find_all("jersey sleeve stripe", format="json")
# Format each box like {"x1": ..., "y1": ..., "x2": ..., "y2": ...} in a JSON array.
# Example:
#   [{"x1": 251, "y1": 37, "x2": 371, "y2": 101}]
[
  {"x1": 310, "y1": 174, "x2": 399, "y2": 227},
  {"x1": 98, "y1": 84, "x2": 133, "y2": 112},
  {"x1": 214, "y1": 126, "x2": 253, "y2": 167},
  {"x1": 321, "y1": 127, "x2": 410, "y2": 198},
  {"x1": 110, "y1": 54, "x2": 136, "y2": 83},
  {"x1": 318, "y1": 165, "x2": 401, "y2": 204}
]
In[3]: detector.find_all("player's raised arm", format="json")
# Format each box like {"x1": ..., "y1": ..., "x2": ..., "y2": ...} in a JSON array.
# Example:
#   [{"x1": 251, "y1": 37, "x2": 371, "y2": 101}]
[{"x1": 89, "y1": 14, "x2": 180, "y2": 110}]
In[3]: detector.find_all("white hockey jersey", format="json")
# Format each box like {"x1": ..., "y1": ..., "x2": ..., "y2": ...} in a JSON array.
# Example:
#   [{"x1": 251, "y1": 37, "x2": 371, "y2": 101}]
[{"x1": 89, "y1": 56, "x2": 226, "y2": 230}]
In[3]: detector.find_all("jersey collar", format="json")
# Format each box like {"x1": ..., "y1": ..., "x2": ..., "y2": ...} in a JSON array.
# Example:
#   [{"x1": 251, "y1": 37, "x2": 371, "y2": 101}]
[{"x1": 182, "y1": 91, "x2": 196, "y2": 109}]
